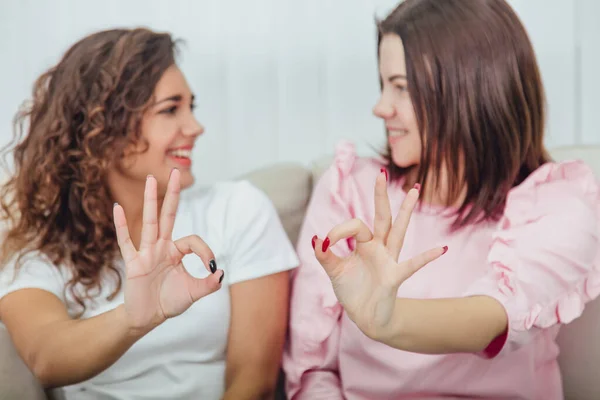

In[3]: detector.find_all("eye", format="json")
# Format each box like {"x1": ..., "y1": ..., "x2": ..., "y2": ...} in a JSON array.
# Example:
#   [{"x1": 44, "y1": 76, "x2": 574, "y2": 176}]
[
  {"x1": 395, "y1": 84, "x2": 408, "y2": 92},
  {"x1": 160, "y1": 105, "x2": 178, "y2": 115}
]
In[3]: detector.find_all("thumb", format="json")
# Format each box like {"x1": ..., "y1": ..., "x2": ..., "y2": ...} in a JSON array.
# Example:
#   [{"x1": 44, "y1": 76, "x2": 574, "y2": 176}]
[{"x1": 188, "y1": 270, "x2": 224, "y2": 302}]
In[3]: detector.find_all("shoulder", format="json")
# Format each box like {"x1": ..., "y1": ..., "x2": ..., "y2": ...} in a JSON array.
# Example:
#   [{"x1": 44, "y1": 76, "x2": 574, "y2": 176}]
[
  {"x1": 314, "y1": 140, "x2": 386, "y2": 204},
  {"x1": 503, "y1": 160, "x2": 599, "y2": 228},
  {"x1": 0, "y1": 251, "x2": 69, "y2": 303}
]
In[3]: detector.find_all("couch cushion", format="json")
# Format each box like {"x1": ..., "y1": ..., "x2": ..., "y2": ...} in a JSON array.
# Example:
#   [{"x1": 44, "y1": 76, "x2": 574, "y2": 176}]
[
  {"x1": 0, "y1": 328, "x2": 46, "y2": 400},
  {"x1": 550, "y1": 145, "x2": 600, "y2": 400},
  {"x1": 550, "y1": 145, "x2": 600, "y2": 177},
  {"x1": 240, "y1": 162, "x2": 312, "y2": 247}
]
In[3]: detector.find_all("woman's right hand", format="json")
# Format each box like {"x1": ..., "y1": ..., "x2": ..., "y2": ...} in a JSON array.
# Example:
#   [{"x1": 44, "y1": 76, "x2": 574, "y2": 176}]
[{"x1": 113, "y1": 169, "x2": 223, "y2": 333}]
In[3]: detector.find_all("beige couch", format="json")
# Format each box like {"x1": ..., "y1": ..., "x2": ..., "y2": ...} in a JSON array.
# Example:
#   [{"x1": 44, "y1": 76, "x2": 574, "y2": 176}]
[{"x1": 1, "y1": 145, "x2": 599, "y2": 400}]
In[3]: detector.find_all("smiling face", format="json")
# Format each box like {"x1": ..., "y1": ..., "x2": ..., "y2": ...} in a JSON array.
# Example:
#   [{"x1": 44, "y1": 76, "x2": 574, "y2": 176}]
[
  {"x1": 114, "y1": 65, "x2": 204, "y2": 193},
  {"x1": 373, "y1": 34, "x2": 421, "y2": 169}
]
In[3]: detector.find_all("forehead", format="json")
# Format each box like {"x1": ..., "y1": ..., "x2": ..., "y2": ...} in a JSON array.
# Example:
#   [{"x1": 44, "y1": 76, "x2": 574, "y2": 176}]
[
  {"x1": 154, "y1": 65, "x2": 191, "y2": 96},
  {"x1": 379, "y1": 34, "x2": 407, "y2": 76}
]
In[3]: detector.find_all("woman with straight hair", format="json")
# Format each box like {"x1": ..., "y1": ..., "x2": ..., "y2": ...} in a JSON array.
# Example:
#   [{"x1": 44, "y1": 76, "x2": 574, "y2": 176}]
[{"x1": 284, "y1": 1, "x2": 600, "y2": 399}]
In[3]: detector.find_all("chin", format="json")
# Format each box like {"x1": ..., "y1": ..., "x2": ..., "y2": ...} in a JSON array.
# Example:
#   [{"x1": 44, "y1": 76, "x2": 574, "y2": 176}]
[
  {"x1": 179, "y1": 171, "x2": 195, "y2": 189},
  {"x1": 391, "y1": 152, "x2": 419, "y2": 169}
]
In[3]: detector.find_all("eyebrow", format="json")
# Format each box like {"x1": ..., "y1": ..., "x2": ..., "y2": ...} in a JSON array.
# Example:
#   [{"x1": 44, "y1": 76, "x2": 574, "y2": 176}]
[
  {"x1": 153, "y1": 94, "x2": 195, "y2": 106},
  {"x1": 388, "y1": 74, "x2": 407, "y2": 82}
]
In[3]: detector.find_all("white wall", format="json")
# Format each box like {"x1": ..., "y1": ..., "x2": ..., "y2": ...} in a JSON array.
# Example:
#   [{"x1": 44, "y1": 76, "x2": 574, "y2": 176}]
[{"x1": 0, "y1": 0, "x2": 597, "y2": 185}]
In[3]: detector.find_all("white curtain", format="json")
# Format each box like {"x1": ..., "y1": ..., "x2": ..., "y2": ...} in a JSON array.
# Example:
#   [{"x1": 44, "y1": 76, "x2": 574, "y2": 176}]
[{"x1": 0, "y1": 0, "x2": 597, "y2": 184}]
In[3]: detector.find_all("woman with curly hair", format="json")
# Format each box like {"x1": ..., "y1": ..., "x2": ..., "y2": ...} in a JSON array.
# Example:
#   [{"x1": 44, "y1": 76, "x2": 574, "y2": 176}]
[{"x1": 0, "y1": 28, "x2": 298, "y2": 399}]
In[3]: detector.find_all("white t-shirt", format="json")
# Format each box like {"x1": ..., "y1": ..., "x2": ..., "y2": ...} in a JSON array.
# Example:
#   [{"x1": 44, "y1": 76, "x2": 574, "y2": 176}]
[{"x1": 0, "y1": 180, "x2": 299, "y2": 400}]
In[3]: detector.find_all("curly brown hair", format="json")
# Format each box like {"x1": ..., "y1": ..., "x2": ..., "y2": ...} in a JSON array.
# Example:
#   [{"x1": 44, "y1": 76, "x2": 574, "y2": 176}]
[{"x1": 0, "y1": 28, "x2": 180, "y2": 313}]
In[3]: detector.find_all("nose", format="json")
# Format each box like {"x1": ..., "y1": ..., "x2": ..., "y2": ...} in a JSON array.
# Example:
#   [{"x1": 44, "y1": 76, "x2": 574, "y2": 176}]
[
  {"x1": 373, "y1": 96, "x2": 396, "y2": 120},
  {"x1": 183, "y1": 114, "x2": 204, "y2": 137}
]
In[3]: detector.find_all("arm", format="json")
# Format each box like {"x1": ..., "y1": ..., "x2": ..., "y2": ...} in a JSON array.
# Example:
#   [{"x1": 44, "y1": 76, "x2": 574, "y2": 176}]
[
  {"x1": 0, "y1": 289, "x2": 149, "y2": 388},
  {"x1": 0, "y1": 171, "x2": 223, "y2": 388},
  {"x1": 377, "y1": 296, "x2": 507, "y2": 354},
  {"x1": 219, "y1": 180, "x2": 300, "y2": 399},
  {"x1": 313, "y1": 163, "x2": 600, "y2": 357},
  {"x1": 223, "y1": 271, "x2": 290, "y2": 400}
]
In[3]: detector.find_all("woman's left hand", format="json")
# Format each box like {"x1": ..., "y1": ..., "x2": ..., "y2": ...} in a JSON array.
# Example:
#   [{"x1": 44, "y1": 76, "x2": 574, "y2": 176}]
[{"x1": 311, "y1": 170, "x2": 446, "y2": 339}]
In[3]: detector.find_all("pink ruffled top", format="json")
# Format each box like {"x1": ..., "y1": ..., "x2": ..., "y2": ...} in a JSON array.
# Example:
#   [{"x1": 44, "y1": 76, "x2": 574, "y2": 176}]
[{"x1": 283, "y1": 141, "x2": 600, "y2": 400}]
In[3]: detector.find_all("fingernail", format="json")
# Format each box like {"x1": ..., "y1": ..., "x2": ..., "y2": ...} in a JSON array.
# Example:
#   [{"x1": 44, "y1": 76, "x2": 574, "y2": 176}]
[
  {"x1": 322, "y1": 237, "x2": 331, "y2": 252},
  {"x1": 113, "y1": 202, "x2": 118, "y2": 207},
  {"x1": 413, "y1": 183, "x2": 421, "y2": 192},
  {"x1": 442, "y1": 246, "x2": 448, "y2": 255},
  {"x1": 311, "y1": 235, "x2": 317, "y2": 250},
  {"x1": 209, "y1": 259, "x2": 217, "y2": 274},
  {"x1": 380, "y1": 168, "x2": 388, "y2": 182},
  {"x1": 219, "y1": 271, "x2": 225, "y2": 283},
  {"x1": 147, "y1": 174, "x2": 153, "y2": 180}
]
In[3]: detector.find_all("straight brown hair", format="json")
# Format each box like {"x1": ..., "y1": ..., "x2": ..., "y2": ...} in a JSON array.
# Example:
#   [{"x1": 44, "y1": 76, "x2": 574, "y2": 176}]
[{"x1": 379, "y1": 0, "x2": 551, "y2": 230}]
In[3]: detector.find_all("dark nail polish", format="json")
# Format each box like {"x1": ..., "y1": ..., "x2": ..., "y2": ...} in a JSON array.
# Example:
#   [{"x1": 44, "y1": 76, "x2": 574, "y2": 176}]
[
  {"x1": 219, "y1": 271, "x2": 225, "y2": 283},
  {"x1": 209, "y1": 259, "x2": 217, "y2": 274},
  {"x1": 322, "y1": 237, "x2": 331, "y2": 253},
  {"x1": 311, "y1": 235, "x2": 317, "y2": 250},
  {"x1": 442, "y1": 246, "x2": 448, "y2": 255},
  {"x1": 413, "y1": 183, "x2": 421, "y2": 192}
]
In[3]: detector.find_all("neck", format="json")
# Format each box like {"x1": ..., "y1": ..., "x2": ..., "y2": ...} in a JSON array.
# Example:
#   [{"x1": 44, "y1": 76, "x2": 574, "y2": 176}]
[
  {"x1": 107, "y1": 172, "x2": 164, "y2": 249},
  {"x1": 401, "y1": 167, "x2": 467, "y2": 209}
]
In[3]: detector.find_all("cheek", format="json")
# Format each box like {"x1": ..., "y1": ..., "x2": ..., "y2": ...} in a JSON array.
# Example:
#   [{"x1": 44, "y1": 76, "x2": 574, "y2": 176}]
[
  {"x1": 390, "y1": 133, "x2": 421, "y2": 167},
  {"x1": 397, "y1": 100, "x2": 418, "y2": 129}
]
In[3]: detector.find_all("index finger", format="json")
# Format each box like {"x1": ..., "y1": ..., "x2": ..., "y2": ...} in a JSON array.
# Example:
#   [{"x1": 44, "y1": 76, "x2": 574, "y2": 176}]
[{"x1": 174, "y1": 234, "x2": 217, "y2": 274}]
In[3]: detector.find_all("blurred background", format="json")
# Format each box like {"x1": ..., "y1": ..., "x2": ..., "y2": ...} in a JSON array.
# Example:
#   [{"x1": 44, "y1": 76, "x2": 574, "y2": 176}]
[{"x1": 0, "y1": 0, "x2": 598, "y2": 185}]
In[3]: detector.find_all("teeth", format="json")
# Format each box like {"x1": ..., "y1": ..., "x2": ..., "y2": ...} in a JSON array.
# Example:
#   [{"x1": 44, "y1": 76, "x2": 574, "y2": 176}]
[
  {"x1": 389, "y1": 130, "x2": 408, "y2": 137},
  {"x1": 168, "y1": 149, "x2": 191, "y2": 158}
]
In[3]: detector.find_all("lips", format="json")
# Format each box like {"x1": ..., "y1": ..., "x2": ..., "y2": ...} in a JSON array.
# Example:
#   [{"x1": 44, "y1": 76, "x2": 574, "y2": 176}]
[
  {"x1": 166, "y1": 146, "x2": 193, "y2": 167},
  {"x1": 388, "y1": 129, "x2": 409, "y2": 145},
  {"x1": 167, "y1": 149, "x2": 192, "y2": 158}
]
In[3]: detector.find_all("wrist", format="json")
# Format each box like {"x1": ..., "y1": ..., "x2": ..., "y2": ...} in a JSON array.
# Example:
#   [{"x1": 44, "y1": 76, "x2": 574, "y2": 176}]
[
  {"x1": 114, "y1": 305, "x2": 158, "y2": 339},
  {"x1": 365, "y1": 297, "x2": 405, "y2": 345}
]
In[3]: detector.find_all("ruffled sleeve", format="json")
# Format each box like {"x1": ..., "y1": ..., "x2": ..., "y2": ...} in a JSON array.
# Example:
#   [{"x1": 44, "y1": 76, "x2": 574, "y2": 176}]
[
  {"x1": 464, "y1": 160, "x2": 600, "y2": 358},
  {"x1": 283, "y1": 141, "x2": 367, "y2": 399}
]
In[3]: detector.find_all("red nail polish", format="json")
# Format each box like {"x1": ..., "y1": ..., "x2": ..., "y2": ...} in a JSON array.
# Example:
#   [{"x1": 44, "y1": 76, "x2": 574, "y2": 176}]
[
  {"x1": 380, "y1": 168, "x2": 388, "y2": 182},
  {"x1": 322, "y1": 237, "x2": 331, "y2": 252},
  {"x1": 442, "y1": 246, "x2": 448, "y2": 255},
  {"x1": 311, "y1": 235, "x2": 317, "y2": 250},
  {"x1": 413, "y1": 183, "x2": 421, "y2": 192}
]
